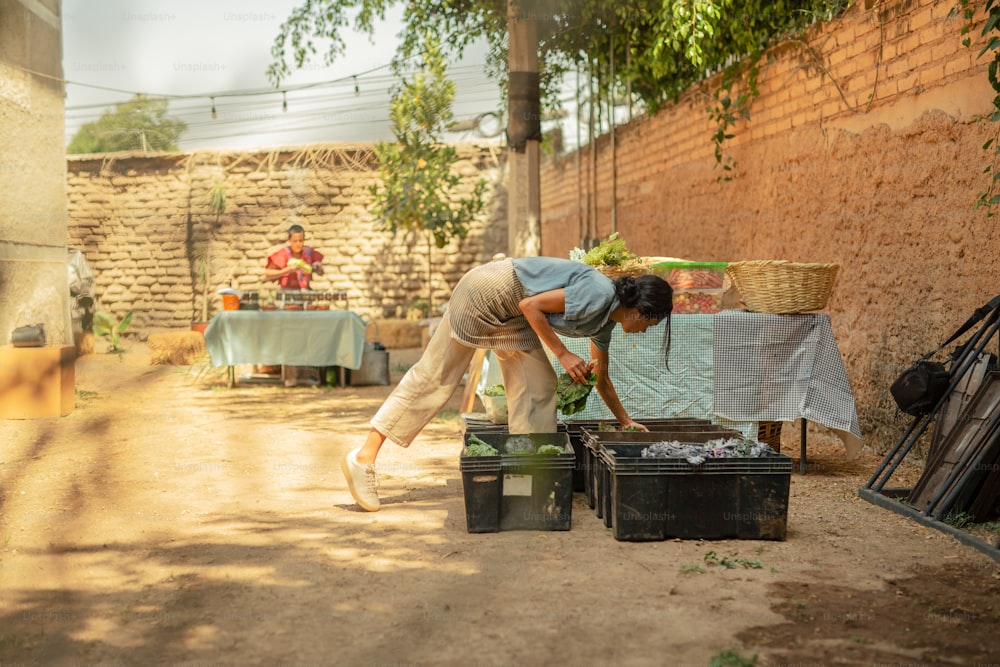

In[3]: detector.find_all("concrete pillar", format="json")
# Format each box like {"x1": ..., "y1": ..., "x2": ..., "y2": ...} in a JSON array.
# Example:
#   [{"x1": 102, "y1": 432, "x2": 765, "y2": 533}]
[{"x1": 0, "y1": 0, "x2": 71, "y2": 347}]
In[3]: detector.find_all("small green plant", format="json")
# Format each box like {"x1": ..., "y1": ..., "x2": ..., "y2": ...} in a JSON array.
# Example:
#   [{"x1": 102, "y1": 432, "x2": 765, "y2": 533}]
[
  {"x1": 943, "y1": 510, "x2": 973, "y2": 529},
  {"x1": 679, "y1": 563, "x2": 705, "y2": 573},
  {"x1": 708, "y1": 648, "x2": 757, "y2": 667},
  {"x1": 976, "y1": 520, "x2": 1000, "y2": 532},
  {"x1": 704, "y1": 550, "x2": 762, "y2": 569},
  {"x1": 208, "y1": 177, "x2": 227, "y2": 218},
  {"x1": 93, "y1": 310, "x2": 133, "y2": 353}
]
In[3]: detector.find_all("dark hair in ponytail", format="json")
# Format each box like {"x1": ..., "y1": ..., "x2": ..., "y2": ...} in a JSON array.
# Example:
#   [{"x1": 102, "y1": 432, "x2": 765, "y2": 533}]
[{"x1": 613, "y1": 274, "x2": 673, "y2": 369}]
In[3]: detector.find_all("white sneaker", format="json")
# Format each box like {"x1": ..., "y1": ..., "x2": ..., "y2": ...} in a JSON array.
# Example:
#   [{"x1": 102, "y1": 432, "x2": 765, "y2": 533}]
[{"x1": 342, "y1": 447, "x2": 380, "y2": 511}]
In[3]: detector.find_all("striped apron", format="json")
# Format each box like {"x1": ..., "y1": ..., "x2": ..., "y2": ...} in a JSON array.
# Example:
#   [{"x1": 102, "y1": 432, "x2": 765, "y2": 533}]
[{"x1": 371, "y1": 258, "x2": 558, "y2": 446}]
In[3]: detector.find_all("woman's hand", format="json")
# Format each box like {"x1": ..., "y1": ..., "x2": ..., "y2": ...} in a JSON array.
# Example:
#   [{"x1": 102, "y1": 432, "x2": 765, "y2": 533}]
[
  {"x1": 621, "y1": 418, "x2": 649, "y2": 432},
  {"x1": 558, "y1": 352, "x2": 593, "y2": 384}
]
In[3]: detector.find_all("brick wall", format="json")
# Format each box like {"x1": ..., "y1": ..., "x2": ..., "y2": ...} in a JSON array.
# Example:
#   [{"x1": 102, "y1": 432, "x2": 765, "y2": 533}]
[
  {"x1": 67, "y1": 144, "x2": 505, "y2": 331},
  {"x1": 539, "y1": 0, "x2": 1000, "y2": 450}
]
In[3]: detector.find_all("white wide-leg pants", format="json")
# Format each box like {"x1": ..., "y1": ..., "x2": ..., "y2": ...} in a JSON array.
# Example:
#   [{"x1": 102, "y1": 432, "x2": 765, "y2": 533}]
[{"x1": 370, "y1": 314, "x2": 558, "y2": 447}]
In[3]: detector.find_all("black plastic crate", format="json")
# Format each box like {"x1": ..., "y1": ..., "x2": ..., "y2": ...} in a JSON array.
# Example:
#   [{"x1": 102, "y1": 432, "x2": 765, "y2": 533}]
[
  {"x1": 463, "y1": 418, "x2": 586, "y2": 494},
  {"x1": 459, "y1": 432, "x2": 574, "y2": 532},
  {"x1": 584, "y1": 427, "x2": 743, "y2": 521},
  {"x1": 603, "y1": 444, "x2": 792, "y2": 541},
  {"x1": 561, "y1": 418, "x2": 712, "y2": 496},
  {"x1": 461, "y1": 414, "x2": 509, "y2": 434},
  {"x1": 464, "y1": 417, "x2": 592, "y2": 493}
]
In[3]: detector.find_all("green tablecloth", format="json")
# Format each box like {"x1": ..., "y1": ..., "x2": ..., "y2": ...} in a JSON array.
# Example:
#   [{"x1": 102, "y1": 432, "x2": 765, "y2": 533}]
[{"x1": 204, "y1": 310, "x2": 366, "y2": 370}]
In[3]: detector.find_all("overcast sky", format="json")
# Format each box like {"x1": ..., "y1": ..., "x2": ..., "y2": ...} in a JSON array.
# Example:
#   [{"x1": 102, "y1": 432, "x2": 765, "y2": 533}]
[{"x1": 61, "y1": 0, "x2": 504, "y2": 151}]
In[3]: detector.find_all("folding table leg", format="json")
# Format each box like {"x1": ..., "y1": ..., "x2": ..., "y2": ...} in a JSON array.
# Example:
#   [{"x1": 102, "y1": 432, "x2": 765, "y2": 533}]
[{"x1": 800, "y1": 418, "x2": 808, "y2": 475}]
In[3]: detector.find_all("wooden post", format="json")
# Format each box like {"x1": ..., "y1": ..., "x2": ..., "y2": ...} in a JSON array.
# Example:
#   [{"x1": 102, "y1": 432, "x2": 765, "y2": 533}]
[{"x1": 507, "y1": 1, "x2": 541, "y2": 258}]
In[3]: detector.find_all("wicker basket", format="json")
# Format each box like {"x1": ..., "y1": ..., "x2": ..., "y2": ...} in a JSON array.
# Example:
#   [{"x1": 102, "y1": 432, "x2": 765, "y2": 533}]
[
  {"x1": 726, "y1": 260, "x2": 839, "y2": 314},
  {"x1": 593, "y1": 257, "x2": 652, "y2": 279}
]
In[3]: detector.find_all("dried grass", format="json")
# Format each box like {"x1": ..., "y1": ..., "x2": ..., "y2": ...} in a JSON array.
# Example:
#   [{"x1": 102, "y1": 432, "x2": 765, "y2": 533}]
[{"x1": 148, "y1": 331, "x2": 207, "y2": 365}]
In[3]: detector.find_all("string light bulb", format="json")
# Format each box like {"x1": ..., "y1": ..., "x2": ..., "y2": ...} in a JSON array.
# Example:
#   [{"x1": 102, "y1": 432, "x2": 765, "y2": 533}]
[
  {"x1": 282, "y1": 91, "x2": 287, "y2": 112},
  {"x1": 210, "y1": 96, "x2": 216, "y2": 119},
  {"x1": 354, "y1": 76, "x2": 359, "y2": 96}
]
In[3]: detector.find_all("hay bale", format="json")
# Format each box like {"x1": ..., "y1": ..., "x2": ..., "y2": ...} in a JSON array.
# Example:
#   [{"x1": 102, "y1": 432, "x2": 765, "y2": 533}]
[
  {"x1": 148, "y1": 331, "x2": 207, "y2": 365},
  {"x1": 369, "y1": 319, "x2": 422, "y2": 348}
]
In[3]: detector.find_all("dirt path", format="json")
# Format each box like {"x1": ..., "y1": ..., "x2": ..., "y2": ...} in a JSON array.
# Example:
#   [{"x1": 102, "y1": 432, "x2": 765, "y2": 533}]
[{"x1": 1, "y1": 343, "x2": 998, "y2": 666}]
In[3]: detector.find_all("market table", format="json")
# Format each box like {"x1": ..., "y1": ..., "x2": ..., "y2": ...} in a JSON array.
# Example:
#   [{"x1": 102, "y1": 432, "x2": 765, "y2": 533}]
[
  {"x1": 555, "y1": 311, "x2": 862, "y2": 471},
  {"x1": 204, "y1": 310, "x2": 367, "y2": 386}
]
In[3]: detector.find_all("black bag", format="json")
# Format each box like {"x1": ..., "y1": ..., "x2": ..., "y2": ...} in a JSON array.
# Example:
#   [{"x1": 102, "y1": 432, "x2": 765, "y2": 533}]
[
  {"x1": 891, "y1": 295, "x2": 1000, "y2": 416},
  {"x1": 890, "y1": 360, "x2": 951, "y2": 417}
]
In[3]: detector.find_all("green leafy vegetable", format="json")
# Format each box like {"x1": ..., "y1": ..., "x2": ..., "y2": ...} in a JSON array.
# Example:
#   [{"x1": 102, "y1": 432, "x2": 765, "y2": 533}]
[
  {"x1": 535, "y1": 444, "x2": 565, "y2": 456},
  {"x1": 556, "y1": 372, "x2": 598, "y2": 415},
  {"x1": 465, "y1": 434, "x2": 498, "y2": 457},
  {"x1": 580, "y1": 232, "x2": 637, "y2": 267},
  {"x1": 482, "y1": 384, "x2": 505, "y2": 397}
]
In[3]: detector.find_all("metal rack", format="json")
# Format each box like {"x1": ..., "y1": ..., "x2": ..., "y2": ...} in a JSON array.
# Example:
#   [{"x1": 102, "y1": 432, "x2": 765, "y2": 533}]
[{"x1": 859, "y1": 301, "x2": 1000, "y2": 563}]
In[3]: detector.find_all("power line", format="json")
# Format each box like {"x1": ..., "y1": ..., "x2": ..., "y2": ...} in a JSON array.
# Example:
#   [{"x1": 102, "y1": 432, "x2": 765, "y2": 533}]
[{"x1": 64, "y1": 61, "x2": 503, "y2": 148}]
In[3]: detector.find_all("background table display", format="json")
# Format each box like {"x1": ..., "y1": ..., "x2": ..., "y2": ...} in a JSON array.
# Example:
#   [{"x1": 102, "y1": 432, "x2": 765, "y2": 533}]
[
  {"x1": 205, "y1": 310, "x2": 366, "y2": 374},
  {"x1": 553, "y1": 311, "x2": 862, "y2": 457}
]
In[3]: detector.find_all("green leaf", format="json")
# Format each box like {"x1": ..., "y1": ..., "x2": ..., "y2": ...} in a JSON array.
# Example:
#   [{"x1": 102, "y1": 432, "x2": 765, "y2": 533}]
[
  {"x1": 92, "y1": 311, "x2": 114, "y2": 336},
  {"x1": 979, "y1": 37, "x2": 1000, "y2": 58},
  {"x1": 116, "y1": 312, "x2": 134, "y2": 334},
  {"x1": 986, "y1": 11, "x2": 1000, "y2": 34}
]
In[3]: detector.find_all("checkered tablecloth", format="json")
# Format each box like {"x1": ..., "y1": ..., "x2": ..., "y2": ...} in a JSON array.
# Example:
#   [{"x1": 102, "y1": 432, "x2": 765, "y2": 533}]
[
  {"x1": 551, "y1": 311, "x2": 863, "y2": 455},
  {"x1": 712, "y1": 311, "x2": 862, "y2": 455}
]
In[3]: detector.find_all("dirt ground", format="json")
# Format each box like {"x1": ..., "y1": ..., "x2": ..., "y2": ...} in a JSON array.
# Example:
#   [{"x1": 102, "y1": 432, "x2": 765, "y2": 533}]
[{"x1": 1, "y1": 342, "x2": 999, "y2": 667}]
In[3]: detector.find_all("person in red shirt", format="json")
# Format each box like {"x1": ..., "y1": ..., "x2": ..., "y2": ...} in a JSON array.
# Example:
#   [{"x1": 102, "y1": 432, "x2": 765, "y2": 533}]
[{"x1": 265, "y1": 224, "x2": 325, "y2": 289}]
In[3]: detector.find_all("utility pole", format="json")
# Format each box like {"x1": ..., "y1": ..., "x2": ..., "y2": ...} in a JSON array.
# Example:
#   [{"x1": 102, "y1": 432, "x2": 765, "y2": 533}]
[{"x1": 506, "y1": 1, "x2": 541, "y2": 257}]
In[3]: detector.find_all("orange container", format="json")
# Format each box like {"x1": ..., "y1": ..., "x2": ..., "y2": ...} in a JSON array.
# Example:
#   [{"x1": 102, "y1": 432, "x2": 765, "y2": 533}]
[{"x1": 221, "y1": 294, "x2": 240, "y2": 310}]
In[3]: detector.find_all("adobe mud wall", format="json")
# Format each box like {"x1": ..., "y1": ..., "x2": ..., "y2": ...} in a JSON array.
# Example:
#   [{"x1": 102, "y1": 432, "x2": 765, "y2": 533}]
[{"x1": 538, "y1": 0, "x2": 1000, "y2": 451}]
